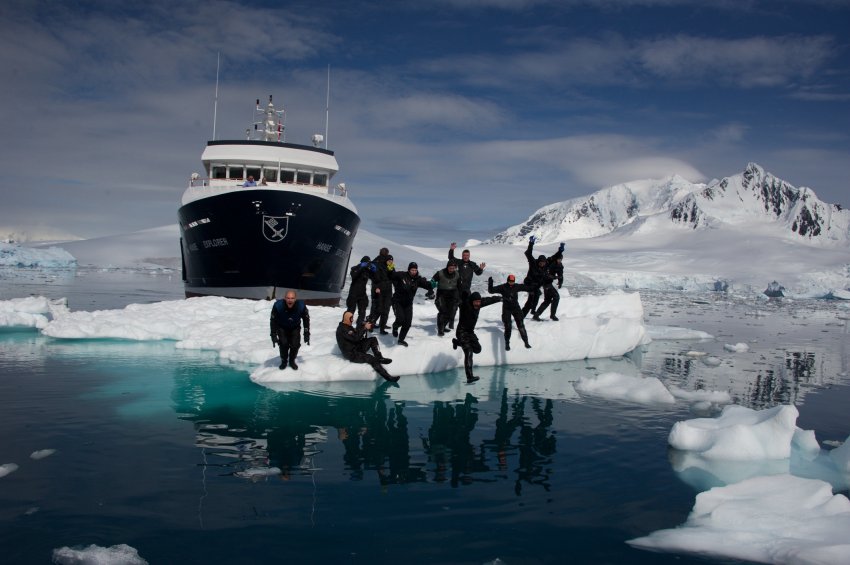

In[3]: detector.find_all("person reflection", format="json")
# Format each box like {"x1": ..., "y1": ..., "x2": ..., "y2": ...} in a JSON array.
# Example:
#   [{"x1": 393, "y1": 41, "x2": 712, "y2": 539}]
[{"x1": 422, "y1": 393, "x2": 483, "y2": 487}]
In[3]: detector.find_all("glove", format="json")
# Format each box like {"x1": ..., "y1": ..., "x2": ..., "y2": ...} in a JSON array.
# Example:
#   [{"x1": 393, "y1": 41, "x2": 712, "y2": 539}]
[
  {"x1": 425, "y1": 289, "x2": 435, "y2": 300},
  {"x1": 304, "y1": 331, "x2": 310, "y2": 345},
  {"x1": 529, "y1": 235, "x2": 536, "y2": 244},
  {"x1": 369, "y1": 263, "x2": 377, "y2": 272},
  {"x1": 558, "y1": 242, "x2": 565, "y2": 253},
  {"x1": 359, "y1": 261, "x2": 368, "y2": 268},
  {"x1": 488, "y1": 276, "x2": 493, "y2": 284},
  {"x1": 558, "y1": 283, "x2": 562, "y2": 289},
  {"x1": 270, "y1": 334, "x2": 278, "y2": 347}
]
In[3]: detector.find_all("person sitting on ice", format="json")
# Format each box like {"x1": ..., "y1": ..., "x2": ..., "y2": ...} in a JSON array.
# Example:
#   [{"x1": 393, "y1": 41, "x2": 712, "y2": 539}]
[
  {"x1": 452, "y1": 291, "x2": 501, "y2": 384},
  {"x1": 270, "y1": 290, "x2": 310, "y2": 370},
  {"x1": 335, "y1": 311, "x2": 398, "y2": 382}
]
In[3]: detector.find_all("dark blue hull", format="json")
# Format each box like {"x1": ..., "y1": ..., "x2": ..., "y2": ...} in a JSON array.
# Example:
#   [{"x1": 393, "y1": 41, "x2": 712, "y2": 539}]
[{"x1": 178, "y1": 189, "x2": 359, "y2": 304}]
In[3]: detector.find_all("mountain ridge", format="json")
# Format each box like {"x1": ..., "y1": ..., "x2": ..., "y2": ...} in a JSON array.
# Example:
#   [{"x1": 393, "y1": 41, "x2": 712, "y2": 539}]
[{"x1": 488, "y1": 163, "x2": 849, "y2": 246}]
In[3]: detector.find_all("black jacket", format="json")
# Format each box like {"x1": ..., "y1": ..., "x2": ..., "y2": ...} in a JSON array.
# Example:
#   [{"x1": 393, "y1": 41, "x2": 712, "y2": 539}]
[
  {"x1": 449, "y1": 248, "x2": 484, "y2": 291},
  {"x1": 457, "y1": 294, "x2": 501, "y2": 333},
  {"x1": 524, "y1": 241, "x2": 563, "y2": 287},
  {"x1": 270, "y1": 299, "x2": 310, "y2": 334},
  {"x1": 391, "y1": 271, "x2": 433, "y2": 306},
  {"x1": 335, "y1": 322, "x2": 367, "y2": 359},
  {"x1": 488, "y1": 278, "x2": 534, "y2": 312}
]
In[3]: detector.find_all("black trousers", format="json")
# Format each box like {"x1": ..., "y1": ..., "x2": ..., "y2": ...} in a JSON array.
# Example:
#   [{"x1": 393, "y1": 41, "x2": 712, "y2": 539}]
[
  {"x1": 435, "y1": 290, "x2": 459, "y2": 333},
  {"x1": 501, "y1": 308, "x2": 529, "y2": 345},
  {"x1": 369, "y1": 284, "x2": 393, "y2": 328},
  {"x1": 455, "y1": 329, "x2": 482, "y2": 380},
  {"x1": 392, "y1": 302, "x2": 413, "y2": 341},
  {"x1": 276, "y1": 327, "x2": 301, "y2": 363},
  {"x1": 535, "y1": 286, "x2": 560, "y2": 318},
  {"x1": 346, "y1": 292, "x2": 369, "y2": 326}
]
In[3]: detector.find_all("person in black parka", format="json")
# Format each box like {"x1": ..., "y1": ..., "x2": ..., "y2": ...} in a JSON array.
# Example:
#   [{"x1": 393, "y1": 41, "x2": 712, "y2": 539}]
[
  {"x1": 431, "y1": 260, "x2": 462, "y2": 337},
  {"x1": 369, "y1": 250, "x2": 394, "y2": 334},
  {"x1": 452, "y1": 291, "x2": 501, "y2": 383},
  {"x1": 270, "y1": 290, "x2": 310, "y2": 370},
  {"x1": 347, "y1": 255, "x2": 376, "y2": 327},
  {"x1": 488, "y1": 274, "x2": 533, "y2": 351},
  {"x1": 390, "y1": 262, "x2": 435, "y2": 347},
  {"x1": 533, "y1": 244, "x2": 565, "y2": 321},
  {"x1": 448, "y1": 242, "x2": 485, "y2": 329}
]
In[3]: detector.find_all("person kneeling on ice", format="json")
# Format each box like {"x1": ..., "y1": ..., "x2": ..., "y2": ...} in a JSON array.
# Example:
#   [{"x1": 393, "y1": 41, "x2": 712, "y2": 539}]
[
  {"x1": 452, "y1": 291, "x2": 501, "y2": 384},
  {"x1": 270, "y1": 290, "x2": 310, "y2": 370},
  {"x1": 335, "y1": 311, "x2": 398, "y2": 382}
]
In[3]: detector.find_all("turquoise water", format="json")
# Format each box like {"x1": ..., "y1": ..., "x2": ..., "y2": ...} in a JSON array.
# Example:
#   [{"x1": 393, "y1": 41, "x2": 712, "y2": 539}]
[{"x1": 1, "y1": 271, "x2": 849, "y2": 564}]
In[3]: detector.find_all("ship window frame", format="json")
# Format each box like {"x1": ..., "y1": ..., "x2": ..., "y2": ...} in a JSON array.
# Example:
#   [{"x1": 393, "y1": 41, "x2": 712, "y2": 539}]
[
  {"x1": 246, "y1": 166, "x2": 262, "y2": 183},
  {"x1": 296, "y1": 171, "x2": 311, "y2": 185},
  {"x1": 280, "y1": 169, "x2": 295, "y2": 184},
  {"x1": 211, "y1": 165, "x2": 227, "y2": 179},
  {"x1": 263, "y1": 167, "x2": 278, "y2": 183},
  {"x1": 313, "y1": 172, "x2": 328, "y2": 187},
  {"x1": 228, "y1": 165, "x2": 244, "y2": 180}
]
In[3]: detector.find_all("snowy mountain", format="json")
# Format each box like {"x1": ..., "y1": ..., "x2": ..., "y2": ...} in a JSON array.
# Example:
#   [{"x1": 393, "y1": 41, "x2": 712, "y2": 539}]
[{"x1": 489, "y1": 163, "x2": 850, "y2": 245}]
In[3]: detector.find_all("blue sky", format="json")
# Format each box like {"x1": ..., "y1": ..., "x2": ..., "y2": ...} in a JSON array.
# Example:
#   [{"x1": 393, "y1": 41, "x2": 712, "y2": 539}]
[{"x1": 1, "y1": 0, "x2": 848, "y2": 245}]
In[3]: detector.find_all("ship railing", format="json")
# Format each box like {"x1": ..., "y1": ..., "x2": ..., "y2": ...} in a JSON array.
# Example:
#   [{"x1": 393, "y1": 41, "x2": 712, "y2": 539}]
[{"x1": 188, "y1": 177, "x2": 350, "y2": 198}]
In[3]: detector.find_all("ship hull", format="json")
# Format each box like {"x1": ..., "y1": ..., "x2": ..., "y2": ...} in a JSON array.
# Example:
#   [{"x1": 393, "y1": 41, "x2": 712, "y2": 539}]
[{"x1": 178, "y1": 189, "x2": 359, "y2": 304}]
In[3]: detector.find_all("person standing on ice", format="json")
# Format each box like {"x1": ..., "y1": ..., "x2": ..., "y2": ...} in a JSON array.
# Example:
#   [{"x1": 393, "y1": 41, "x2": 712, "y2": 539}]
[
  {"x1": 270, "y1": 290, "x2": 310, "y2": 370},
  {"x1": 369, "y1": 250, "x2": 394, "y2": 335},
  {"x1": 347, "y1": 255, "x2": 376, "y2": 327},
  {"x1": 390, "y1": 262, "x2": 435, "y2": 346},
  {"x1": 488, "y1": 275, "x2": 533, "y2": 351},
  {"x1": 520, "y1": 236, "x2": 551, "y2": 317},
  {"x1": 448, "y1": 242, "x2": 485, "y2": 329},
  {"x1": 335, "y1": 311, "x2": 398, "y2": 382},
  {"x1": 452, "y1": 291, "x2": 501, "y2": 384},
  {"x1": 533, "y1": 243, "x2": 565, "y2": 321}
]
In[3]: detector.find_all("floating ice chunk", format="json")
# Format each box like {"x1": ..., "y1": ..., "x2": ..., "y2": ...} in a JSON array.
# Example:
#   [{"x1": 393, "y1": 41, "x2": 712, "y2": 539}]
[
  {"x1": 0, "y1": 463, "x2": 19, "y2": 478},
  {"x1": 0, "y1": 296, "x2": 69, "y2": 329},
  {"x1": 575, "y1": 372, "x2": 675, "y2": 405},
  {"x1": 723, "y1": 342, "x2": 749, "y2": 352},
  {"x1": 646, "y1": 325, "x2": 714, "y2": 340},
  {"x1": 830, "y1": 435, "x2": 850, "y2": 473},
  {"x1": 668, "y1": 386, "x2": 731, "y2": 406},
  {"x1": 30, "y1": 449, "x2": 56, "y2": 460},
  {"x1": 0, "y1": 242, "x2": 76, "y2": 267},
  {"x1": 700, "y1": 356, "x2": 723, "y2": 367},
  {"x1": 235, "y1": 466, "x2": 282, "y2": 479},
  {"x1": 52, "y1": 543, "x2": 148, "y2": 565},
  {"x1": 668, "y1": 404, "x2": 799, "y2": 460}
]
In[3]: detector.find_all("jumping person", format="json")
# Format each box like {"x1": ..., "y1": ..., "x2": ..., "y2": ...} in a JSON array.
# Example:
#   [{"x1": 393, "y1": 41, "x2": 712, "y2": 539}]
[
  {"x1": 521, "y1": 236, "x2": 564, "y2": 318},
  {"x1": 390, "y1": 262, "x2": 435, "y2": 347},
  {"x1": 347, "y1": 256, "x2": 376, "y2": 327},
  {"x1": 431, "y1": 260, "x2": 461, "y2": 336},
  {"x1": 270, "y1": 290, "x2": 310, "y2": 370},
  {"x1": 336, "y1": 312, "x2": 398, "y2": 382},
  {"x1": 448, "y1": 242, "x2": 485, "y2": 329},
  {"x1": 488, "y1": 275, "x2": 533, "y2": 351},
  {"x1": 533, "y1": 243, "x2": 565, "y2": 321},
  {"x1": 452, "y1": 291, "x2": 501, "y2": 384}
]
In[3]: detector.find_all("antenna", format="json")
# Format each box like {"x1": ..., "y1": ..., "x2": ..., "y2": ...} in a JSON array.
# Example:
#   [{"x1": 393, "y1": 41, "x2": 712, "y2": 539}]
[
  {"x1": 325, "y1": 65, "x2": 330, "y2": 149},
  {"x1": 212, "y1": 52, "x2": 220, "y2": 140}
]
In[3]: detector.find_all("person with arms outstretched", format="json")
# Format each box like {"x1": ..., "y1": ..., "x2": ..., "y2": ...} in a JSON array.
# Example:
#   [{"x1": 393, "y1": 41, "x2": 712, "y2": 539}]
[
  {"x1": 488, "y1": 275, "x2": 532, "y2": 351},
  {"x1": 390, "y1": 262, "x2": 435, "y2": 346},
  {"x1": 448, "y1": 242, "x2": 485, "y2": 329},
  {"x1": 533, "y1": 243, "x2": 565, "y2": 321}
]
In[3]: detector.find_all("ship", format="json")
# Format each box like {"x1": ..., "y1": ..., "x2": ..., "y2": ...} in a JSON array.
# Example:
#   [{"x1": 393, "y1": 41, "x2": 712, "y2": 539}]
[{"x1": 178, "y1": 96, "x2": 360, "y2": 305}]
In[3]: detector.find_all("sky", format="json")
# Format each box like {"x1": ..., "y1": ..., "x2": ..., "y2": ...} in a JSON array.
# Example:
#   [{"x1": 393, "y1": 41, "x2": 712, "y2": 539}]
[{"x1": 2, "y1": 0, "x2": 849, "y2": 245}]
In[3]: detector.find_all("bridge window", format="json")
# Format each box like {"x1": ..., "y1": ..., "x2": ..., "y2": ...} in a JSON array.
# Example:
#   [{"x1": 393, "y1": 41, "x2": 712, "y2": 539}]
[
  {"x1": 246, "y1": 167, "x2": 262, "y2": 182},
  {"x1": 211, "y1": 165, "x2": 226, "y2": 179},
  {"x1": 281, "y1": 170, "x2": 295, "y2": 183},
  {"x1": 228, "y1": 165, "x2": 244, "y2": 180},
  {"x1": 263, "y1": 167, "x2": 278, "y2": 182},
  {"x1": 296, "y1": 171, "x2": 311, "y2": 184},
  {"x1": 313, "y1": 173, "x2": 328, "y2": 186}
]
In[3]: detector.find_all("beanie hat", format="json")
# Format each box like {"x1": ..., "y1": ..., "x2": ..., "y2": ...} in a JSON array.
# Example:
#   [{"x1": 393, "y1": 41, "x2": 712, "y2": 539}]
[
  {"x1": 470, "y1": 292, "x2": 482, "y2": 301},
  {"x1": 507, "y1": 274, "x2": 516, "y2": 282},
  {"x1": 447, "y1": 260, "x2": 456, "y2": 268},
  {"x1": 538, "y1": 255, "x2": 547, "y2": 262},
  {"x1": 408, "y1": 262, "x2": 418, "y2": 270}
]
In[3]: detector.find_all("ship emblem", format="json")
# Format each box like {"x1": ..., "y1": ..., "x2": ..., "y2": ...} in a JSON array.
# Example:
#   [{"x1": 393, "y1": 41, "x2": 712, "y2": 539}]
[{"x1": 262, "y1": 215, "x2": 289, "y2": 242}]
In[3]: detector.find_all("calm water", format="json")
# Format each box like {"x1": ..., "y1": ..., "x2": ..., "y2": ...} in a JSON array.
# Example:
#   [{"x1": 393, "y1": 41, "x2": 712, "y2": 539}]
[{"x1": 1, "y1": 269, "x2": 849, "y2": 564}]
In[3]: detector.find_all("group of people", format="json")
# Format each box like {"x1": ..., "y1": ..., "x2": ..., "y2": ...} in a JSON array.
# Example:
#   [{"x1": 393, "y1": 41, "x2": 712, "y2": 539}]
[{"x1": 268, "y1": 236, "x2": 565, "y2": 384}]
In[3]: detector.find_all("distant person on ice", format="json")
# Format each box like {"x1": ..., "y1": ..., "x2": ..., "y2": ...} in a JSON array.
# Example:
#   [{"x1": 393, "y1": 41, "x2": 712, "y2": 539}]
[
  {"x1": 347, "y1": 255, "x2": 376, "y2": 327},
  {"x1": 390, "y1": 261, "x2": 435, "y2": 347},
  {"x1": 448, "y1": 242, "x2": 485, "y2": 329},
  {"x1": 431, "y1": 260, "x2": 461, "y2": 337},
  {"x1": 533, "y1": 243, "x2": 565, "y2": 321},
  {"x1": 270, "y1": 290, "x2": 310, "y2": 370},
  {"x1": 488, "y1": 274, "x2": 533, "y2": 351},
  {"x1": 452, "y1": 291, "x2": 501, "y2": 384},
  {"x1": 335, "y1": 311, "x2": 398, "y2": 382}
]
